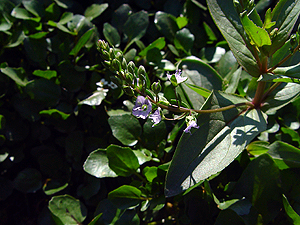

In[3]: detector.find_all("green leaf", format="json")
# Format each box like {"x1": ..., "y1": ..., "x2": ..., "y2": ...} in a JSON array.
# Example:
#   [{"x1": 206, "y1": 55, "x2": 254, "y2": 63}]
[
  {"x1": 215, "y1": 209, "x2": 245, "y2": 225},
  {"x1": 268, "y1": 141, "x2": 300, "y2": 169},
  {"x1": 108, "y1": 185, "x2": 142, "y2": 209},
  {"x1": 203, "y1": 22, "x2": 217, "y2": 43},
  {"x1": 43, "y1": 180, "x2": 68, "y2": 195},
  {"x1": 22, "y1": 0, "x2": 44, "y2": 17},
  {"x1": 33, "y1": 70, "x2": 57, "y2": 79},
  {"x1": 207, "y1": 0, "x2": 261, "y2": 77},
  {"x1": 262, "y1": 83, "x2": 300, "y2": 114},
  {"x1": 48, "y1": 195, "x2": 87, "y2": 225},
  {"x1": 39, "y1": 109, "x2": 70, "y2": 120},
  {"x1": 107, "y1": 145, "x2": 140, "y2": 177},
  {"x1": 174, "y1": 28, "x2": 194, "y2": 54},
  {"x1": 78, "y1": 88, "x2": 108, "y2": 106},
  {"x1": 84, "y1": 3, "x2": 108, "y2": 21},
  {"x1": 143, "y1": 166, "x2": 158, "y2": 182},
  {"x1": 247, "y1": 140, "x2": 269, "y2": 156},
  {"x1": 233, "y1": 154, "x2": 281, "y2": 222},
  {"x1": 11, "y1": 6, "x2": 35, "y2": 20},
  {"x1": 154, "y1": 11, "x2": 179, "y2": 42},
  {"x1": 176, "y1": 16, "x2": 188, "y2": 29},
  {"x1": 0, "y1": 67, "x2": 28, "y2": 86},
  {"x1": 165, "y1": 92, "x2": 265, "y2": 197},
  {"x1": 108, "y1": 114, "x2": 142, "y2": 146},
  {"x1": 272, "y1": 64, "x2": 300, "y2": 79},
  {"x1": 185, "y1": 83, "x2": 211, "y2": 98},
  {"x1": 139, "y1": 37, "x2": 166, "y2": 57},
  {"x1": 282, "y1": 194, "x2": 300, "y2": 224},
  {"x1": 70, "y1": 28, "x2": 95, "y2": 56},
  {"x1": 103, "y1": 23, "x2": 120, "y2": 47},
  {"x1": 178, "y1": 56, "x2": 223, "y2": 109},
  {"x1": 241, "y1": 14, "x2": 271, "y2": 47},
  {"x1": 13, "y1": 168, "x2": 42, "y2": 193},
  {"x1": 83, "y1": 149, "x2": 118, "y2": 178},
  {"x1": 269, "y1": 0, "x2": 300, "y2": 55},
  {"x1": 123, "y1": 10, "x2": 149, "y2": 49},
  {"x1": 88, "y1": 213, "x2": 103, "y2": 225}
]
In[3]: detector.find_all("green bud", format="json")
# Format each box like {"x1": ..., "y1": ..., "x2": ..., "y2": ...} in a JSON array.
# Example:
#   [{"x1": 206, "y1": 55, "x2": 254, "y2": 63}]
[
  {"x1": 103, "y1": 60, "x2": 111, "y2": 68},
  {"x1": 137, "y1": 65, "x2": 146, "y2": 77},
  {"x1": 290, "y1": 34, "x2": 297, "y2": 47},
  {"x1": 151, "y1": 81, "x2": 161, "y2": 94},
  {"x1": 109, "y1": 48, "x2": 115, "y2": 60},
  {"x1": 111, "y1": 59, "x2": 121, "y2": 72},
  {"x1": 115, "y1": 51, "x2": 123, "y2": 62},
  {"x1": 128, "y1": 61, "x2": 136, "y2": 75},
  {"x1": 125, "y1": 72, "x2": 133, "y2": 84},
  {"x1": 123, "y1": 86, "x2": 134, "y2": 96},
  {"x1": 101, "y1": 50, "x2": 110, "y2": 61},
  {"x1": 270, "y1": 28, "x2": 278, "y2": 37},
  {"x1": 121, "y1": 58, "x2": 127, "y2": 70}
]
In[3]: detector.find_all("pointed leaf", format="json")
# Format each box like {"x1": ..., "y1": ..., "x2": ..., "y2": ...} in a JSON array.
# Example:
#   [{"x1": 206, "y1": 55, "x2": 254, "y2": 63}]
[
  {"x1": 154, "y1": 11, "x2": 179, "y2": 42},
  {"x1": 165, "y1": 92, "x2": 266, "y2": 197},
  {"x1": 84, "y1": 3, "x2": 108, "y2": 21},
  {"x1": 282, "y1": 194, "x2": 300, "y2": 224},
  {"x1": 174, "y1": 28, "x2": 194, "y2": 53},
  {"x1": 207, "y1": 0, "x2": 260, "y2": 77},
  {"x1": 108, "y1": 185, "x2": 142, "y2": 209},
  {"x1": 103, "y1": 22, "x2": 120, "y2": 47},
  {"x1": 69, "y1": 28, "x2": 95, "y2": 56}
]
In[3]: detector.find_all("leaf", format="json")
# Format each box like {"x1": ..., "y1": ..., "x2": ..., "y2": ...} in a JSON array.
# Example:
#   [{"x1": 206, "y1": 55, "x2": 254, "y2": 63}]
[
  {"x1": 203, "y1": 22, "x2": 217, "y2": 43},
  {"x1": 108, "y1": 185, "x2": 142, "y2": 209},
  {"x1": 272, "y1": 64, "x2": 300, "y2": 79},
  {"x1": 123, "y1": 10, "x2": 149, "y2": 47},
  {"x1": 13, "y1": 168, "x2": 42, "y2": 193},
  {"x1": 69, "y1": 28, "x2": 95, "y2": 56},
  {"x1": 32, "y1": 70, "x2": 57, "y2": 79},
  {"x1": 174, "y1": 28, "x2": 194, "y2": 54},
  {"x1": 22, "y1": 0, "x2": 44, "y2": 17},
  {"x1": 39, "y1": 109, "x2": 70, "y2": 120},
  {"x1": 83, "y1": 149, "x2": 118, "y2": 178},
  {"x1": 165, "y1": 92, "x2": 266, "y2": 197},
  {"x1": 103, "y1": 23, "x2": 120, "y2": 47},
  {"x1": 269, "y1": 0, "x2": 300, "y2": 55},
  {"x1": 268, "y1": 141, "x2": 300, "y2": 169},
  {"x1": 233, "y1": 154, "x2": 281, "y2": 222},
  {"x1": 84, "y1": 3, "x2": 108, "y2": 21},
  {"x1": 241, "y1": 14, "x2": 271, "y2": 47},
  {"x1": 79, "y1": 88, "x2": 108, "y2": 106},
  {"x1": 11, "y1": 6, "x2": 35, "y2": 20},
  {"x1": 154, "y1": 11, "x2": 179, "y2": 42},
  {"x1": 247, "y1": 140, "x2": 269, "y2": 156},
  {"x1": 215, "y1": 209, "x2": 245, "y2": 225},
  {"x1": 185, "y1": 83, "x2": 211, "y2": 98},
  {"x1": 48, "y1": 195, "x2": 87, "y2": 225},
  {"x1": 139, "y1": 37, "x2": 166, "y2": 57},
  {"x1": 262, "y1": 82, "x2": 300, "y2": 114},
  {"x1": 0, "y1": 67, "x2": 28, "y2": 86},
  {"x1": 282, "y1": 194, "x2": 300, "y2": 224},
  {"x1": 43, "y1": 180, "x2": 68, "y2": 195},
  {"x1": 108, "y1": 114, "x2": 142, "y2": 146},
  {"x1": 207, "y1": 0, "x2": 261, "y2": 77},
  {"x1": 107, "y1": 145, "x2": 140, "y2": 177}
]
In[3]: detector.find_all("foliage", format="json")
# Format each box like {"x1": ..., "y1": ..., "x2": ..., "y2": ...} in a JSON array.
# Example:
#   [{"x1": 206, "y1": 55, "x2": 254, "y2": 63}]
[{"x1": 1, "y1": 0, "x2": 300, "y2": 224}]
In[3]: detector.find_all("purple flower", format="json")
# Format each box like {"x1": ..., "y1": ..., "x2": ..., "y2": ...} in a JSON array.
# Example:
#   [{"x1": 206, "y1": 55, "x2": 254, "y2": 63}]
[
  {"x1": 149, "y1": 108, "x2": 161, "y2": 127},
  {"x1": 167, "y1": 70, "x2": 187, "y2": 86},
  {"x1": 184, "y1": 121, "x2": 199, "y2": 134},
  {"x1": 132, "y1": 96, "x2": 152, "y2": 119}
]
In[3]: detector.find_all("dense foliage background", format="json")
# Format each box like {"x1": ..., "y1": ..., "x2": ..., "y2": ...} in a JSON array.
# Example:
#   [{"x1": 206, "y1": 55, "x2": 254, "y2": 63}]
[{"x1": 1, "y1": 0, "x2": 300, "y2": 224}]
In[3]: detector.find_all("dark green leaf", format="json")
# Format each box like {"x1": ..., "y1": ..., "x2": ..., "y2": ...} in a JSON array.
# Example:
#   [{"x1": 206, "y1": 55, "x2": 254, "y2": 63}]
[
  {"x1": 84, "y1": 3, "x2": 108, "y2": 21},
  {"x1": 70, "y1": 28, "x2": 95, "y2": 56},
  {"x1": 282, "y1": 194, "x2": 300, "y2": 224},
  {"x1": 13, "y1": 168, "x2": 42, "y2": 193},
  {"x1": 215, "y1": 209, "x2": 245, "y2": 225},
  {"x1": 139, "y1": 37, "x2": 166, "y2": 57},
  {"x1": 268, "y1": 141, "x2": 300, "y2": 169},
  {"x1": 103, "y1": 23, "x2": 120, "y2": 47},
  {"x1": 107, "y1": 145, "x2": 139, "y2": 177},
  {"x1": 0, "y1": 67, "x2": 28, "y2": 86},
  {"x1": 83, "y1": 149, "x2": 118, "y2": 178},
  {"x1": 165, "y1": 92, "x2": 265, "y2": 197},
  {"x1": 24, "y1": 37, "x2": 47, "y2": 63},
  {"x1": 108, "y1": 114, "x2": 142, "y2": 146},
  {"x1": 154, "y1": 11, "x2": 179, "y2": 42},
  {"x1": 233, "y1": 154, "x2": 281, "y2": 222},
  {"x1": 174, "y1": 28, "x2": 194, "y2": 54},
  {"x1": 0, "y1": 177, "x2": 13, "y2": 201},
  {"x1": 207, "y1": 0, "x2": 261, "y2": 77},
  {"x1": 48, "y1": 195, "x2": 87, "y2": 224},
  {"x1": 22, "y1": 0, "x2": 44, "y2": 17},
  {"x1": 108, "y1": 185, "x2": 142, "y2": 209},
  {"x1": 33, "y1": 70, "x2": 57, "y2": 79}
]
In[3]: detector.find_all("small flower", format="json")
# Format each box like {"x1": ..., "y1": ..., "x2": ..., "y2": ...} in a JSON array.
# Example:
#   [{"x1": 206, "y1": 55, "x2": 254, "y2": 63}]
[
  {"x1": 132, "y1": 96, "x2": 152, "y2": 119},
  {"x1": 96, "y1": 78, "x2": 108, "y2": 88},
  {"x1": 167, "y1": 70, "x2": 187, "y2": 86},
  {"x1": 184, "y1": 120, "x2": 199, "y2": 134},
  {"x1": 108, "y1": 82, "x2": 118, "y2": 89},
  {"x1": 149, "y1": 108, "x2": 161, "y2": 127}
]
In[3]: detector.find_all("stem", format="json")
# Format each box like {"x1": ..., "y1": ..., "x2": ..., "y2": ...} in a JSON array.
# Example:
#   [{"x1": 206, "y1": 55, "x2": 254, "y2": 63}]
[
  {"x1": 261, "y1": 82, "x2": 282, "y2": 103},
  {"x1": 252, "y1": 81, "x2": 266, "y2": 107}
]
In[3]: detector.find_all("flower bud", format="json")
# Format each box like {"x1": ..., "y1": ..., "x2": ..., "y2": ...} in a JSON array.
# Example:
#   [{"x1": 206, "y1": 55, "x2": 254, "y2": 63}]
[
  {"x1": 115, "y1": 51, "x2": 123, "y2": 62},
  {"x1": 137, "y1": 65, "x2": 146, "y2": 77},
  {"x1": 125, "y1": 72, "x2": 134, "y2": 84},
  {"x1": 128, "y1": 61, "x2": 136, "y2": 75},
  {"x1": 290, "y1": 34, "x2": 297, "y2": 47},
  {"x1": 103, "y1": 60, "x2": 111, "y2": 68},
  {"x1": 121, "y1": 58, "x2": 127, "y2": 70},
  {"x1": 110, "y1": 75, "x2": 122, "y2": 86},
  {"x1": 101, "y1": 50, "x2": 110, "y2": 61},
  {"x1": 151, "y1": 81, "x2": 161, "y2": 94},
  {"x1": 109, "y1": 48, "x2": 115, "y2": 60},
  {"x1": 111, "y1": 59, "x2": 121, "y2": 72}
]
